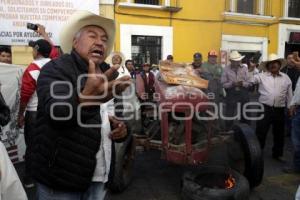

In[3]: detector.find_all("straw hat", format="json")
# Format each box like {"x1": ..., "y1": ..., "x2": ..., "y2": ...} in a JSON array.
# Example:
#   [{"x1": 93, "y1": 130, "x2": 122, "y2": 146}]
[
  {"x1": 60, "y1": 10, "x2": 115, "y2": 57},
  {"x1": 259, "y1": 54, "x2": 286, "y2": 71},
  {"x1": 229, "y1": 51, "x2": 245, "y2": 61},
  {"x1": 107, "y1": 51, "x2": 126, "y2": 67}
]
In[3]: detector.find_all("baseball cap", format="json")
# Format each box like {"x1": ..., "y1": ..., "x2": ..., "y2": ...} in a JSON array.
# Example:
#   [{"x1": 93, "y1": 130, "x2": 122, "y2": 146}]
[
  {"x1": 28, "y1": 39, "x2": 52, "y2": 58},
  {"x1": 167, "y1": 55, "x2": 173, "y2": 60},
  {"x1": 208, "y1": 50, "x2": 218, "y2": 57},
  {"x1": 193, "y1": 52, "x2": 202, "y2": 60}
]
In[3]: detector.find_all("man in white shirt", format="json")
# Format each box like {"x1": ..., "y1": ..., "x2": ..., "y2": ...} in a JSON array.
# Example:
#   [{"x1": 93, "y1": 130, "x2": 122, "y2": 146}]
[{"x1": 252, "y1": 54, "x2": 292, "y2": 161}]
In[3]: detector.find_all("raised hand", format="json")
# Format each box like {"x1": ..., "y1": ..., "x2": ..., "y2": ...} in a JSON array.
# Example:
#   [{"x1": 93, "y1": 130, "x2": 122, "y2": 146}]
[{"x1": 79, "y1": 60, "x2": 131, "y2": 104}]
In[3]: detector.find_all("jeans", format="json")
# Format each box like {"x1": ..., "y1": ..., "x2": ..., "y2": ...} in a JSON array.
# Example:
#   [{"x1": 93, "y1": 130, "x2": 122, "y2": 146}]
[
  {"x1": 285, "y1": 108, "x2": 292, "y2": 136},
  {"x1": 292, "y1": 107, "x2": 300, "y2": 170},
  {"x1": 24, "y1": 111, "x2": 37, "y2": 179},
  {"x1": 36, "y1": 182, "x2": 107, "y2": 200}
]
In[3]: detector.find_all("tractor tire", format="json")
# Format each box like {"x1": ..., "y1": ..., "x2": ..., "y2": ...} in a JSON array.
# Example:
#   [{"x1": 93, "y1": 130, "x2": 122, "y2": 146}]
[
  {"x1": 107, "y1": 135, "x2": 135, "y2": 193},
  {"x1": 231, "y1": 123, "x2": 264, "y2": 188},
  {"x1": 181, "y1": 166, "x2": 250, "y2": 200}
]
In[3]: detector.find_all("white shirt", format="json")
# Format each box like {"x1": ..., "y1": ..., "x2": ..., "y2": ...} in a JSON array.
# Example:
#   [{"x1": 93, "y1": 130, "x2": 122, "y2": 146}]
[
  {"x1": 26, "y1": 58, "x2": 51, "y2": 111},
  {"x1": 248, "y1": 68, "x2": 259, "y2": 80},
  {"x1": 117, "y1": 66, "x2": 130, "y2": 78},
  {"x1": 252, "y1": 72, "x2": 293, "y2": 107},
  {"x1": 0, "y1": 142, "x2": 27, "y2": 200},
  {"x1": 151, "y1": 69, "x2": 159, "y2": 77},
  {"x1": 290, "y1": 78, "x2": 300, "y2": 107},
  {"x1": 296, "y1": 185, "x2": 300, "y2": 200},
  {"x1": 92, "y1": 101, "x2": 113, "y2": 183},
  {"x1": 117, "y1": 66, "x2": 140, "y2": 113}
]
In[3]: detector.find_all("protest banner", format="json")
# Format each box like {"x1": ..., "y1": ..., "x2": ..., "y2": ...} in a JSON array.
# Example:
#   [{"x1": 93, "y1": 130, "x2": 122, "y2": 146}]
[
  {"x1": 0, "y1": 63, "x2": 25, "y2": 163},
  {"x1": 0, "y1": 0, "x2": 99, "y2": 45}
]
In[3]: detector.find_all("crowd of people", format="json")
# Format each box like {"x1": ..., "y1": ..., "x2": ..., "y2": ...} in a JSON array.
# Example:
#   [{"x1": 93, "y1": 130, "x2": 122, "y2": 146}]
[{"x1": 0, "y1": 10, "x2": 300, "y2": 200}]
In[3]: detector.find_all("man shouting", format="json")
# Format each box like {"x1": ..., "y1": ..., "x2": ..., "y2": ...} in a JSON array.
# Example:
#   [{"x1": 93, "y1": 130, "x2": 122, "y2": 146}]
[{"x1": 31, "y1": 11, "x2": 131, "y2": 200}]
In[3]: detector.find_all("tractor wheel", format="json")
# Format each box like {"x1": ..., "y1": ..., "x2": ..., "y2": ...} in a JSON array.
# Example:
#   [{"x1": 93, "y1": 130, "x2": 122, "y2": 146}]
[
  {"x1": 230, "y1": 123, "x2": 264, "y2": 188},
  {"x1": 181, "y1": 165, "x2": 250, "y2": 200},
  {"x1": 107, "y1": 135, "x2": 135, "y2": 193}
]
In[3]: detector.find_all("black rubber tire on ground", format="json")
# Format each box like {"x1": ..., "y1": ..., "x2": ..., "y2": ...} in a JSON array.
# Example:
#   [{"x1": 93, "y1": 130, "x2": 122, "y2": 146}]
[
  {"x1": 107, "y1": 135, "x2": 135, "y2": 193},
  {"x1": 232, "y1": 123, "x2": 264, "y2": 188},
  {"x1": 181, "y1": 166, "x2": 250, "y2": 200}
]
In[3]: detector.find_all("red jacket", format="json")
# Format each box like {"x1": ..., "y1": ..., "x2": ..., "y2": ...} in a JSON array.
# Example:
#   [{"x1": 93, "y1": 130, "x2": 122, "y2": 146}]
[{"x1": 20, "y1": 46, "x2": 59, "y2": 111}]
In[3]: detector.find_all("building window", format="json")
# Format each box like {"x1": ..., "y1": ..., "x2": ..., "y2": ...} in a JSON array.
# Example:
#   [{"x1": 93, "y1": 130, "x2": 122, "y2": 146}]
[
  {"x1": 131, "y1": 35, "x2": 162, "y2": 67},
  {"x1": 227, "y1": 0, "x2": 264, "y2": 15},
  {"x1": 288, "y1": 0, "x2": 300, "y2": 18},
  {"x1": 237, "y1": 0, "x2": 255, "y2": 14},
  {"x1": 134, "y1": 0, "x2": 159, "y2": 5}
]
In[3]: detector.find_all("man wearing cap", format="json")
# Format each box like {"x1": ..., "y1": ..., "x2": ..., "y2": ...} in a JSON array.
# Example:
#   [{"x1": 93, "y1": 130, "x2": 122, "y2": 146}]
[
  {"x1": 252, "y1": 54, "x2": 292, "y2": 161},
  {"x1": 192, "y1": 52, "x2": 203, "y2": 75},
  {"x1": 136, "y1": 63, "x2": 155, "y2": 134},
  {"x1": 17, "y1": 39, "x2": 53, "y2": 188},
  {"x1": 221, "y1": 51, "x2": 251, "y2": 129},
  {"x1": 33, "y1": 24, "x2": 60, "y2": 59},
  {"x1": 167, "y1": 55, "x2": 174, "y2": 63},
  {"x1": 202, "y1": 50, "x2": 223, "y2": 103},
  {"x1": 202, "y1": 50, "x2": 223, "y2": 80},
  {"x1": 31, "y1": 11, "x2": 130, "y2": 199},
  {"x1": 136, "y1": 63, "x2": 155, "y2": 101}
]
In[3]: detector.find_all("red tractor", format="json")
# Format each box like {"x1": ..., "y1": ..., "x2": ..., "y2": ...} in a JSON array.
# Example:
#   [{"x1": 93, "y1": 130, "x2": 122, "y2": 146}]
[{"x1": 108, "y1": 75, "x2": 263, "y2": 200}]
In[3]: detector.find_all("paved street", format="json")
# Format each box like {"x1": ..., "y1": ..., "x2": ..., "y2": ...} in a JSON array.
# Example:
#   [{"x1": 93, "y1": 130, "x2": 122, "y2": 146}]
[
  {"x1": 108, "y1": 137, "x2": 298, "y2": 200},
  {"x1": 19, "y1": 132, "x2": 299, "y2": 200}
]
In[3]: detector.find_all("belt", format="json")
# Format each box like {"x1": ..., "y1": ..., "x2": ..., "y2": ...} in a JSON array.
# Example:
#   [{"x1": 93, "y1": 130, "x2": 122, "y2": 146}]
[{"x1": 263, "y1": 104, "x2": 285, "y2": 110}]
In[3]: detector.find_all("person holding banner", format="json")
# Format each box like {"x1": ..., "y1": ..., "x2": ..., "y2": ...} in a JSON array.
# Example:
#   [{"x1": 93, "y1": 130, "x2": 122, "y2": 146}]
[
  {"x1": 17, "y1": 39, "x2": 53, "y2": 189},
  {"x1": 31, "y1": 11, "x2": 130, "y2": 200}
]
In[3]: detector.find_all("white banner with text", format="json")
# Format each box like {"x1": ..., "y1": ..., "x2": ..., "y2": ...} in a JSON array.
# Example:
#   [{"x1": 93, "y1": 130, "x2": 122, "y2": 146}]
[{"x1": 0, "y1": 0, "x2": 99, "y2": 46}]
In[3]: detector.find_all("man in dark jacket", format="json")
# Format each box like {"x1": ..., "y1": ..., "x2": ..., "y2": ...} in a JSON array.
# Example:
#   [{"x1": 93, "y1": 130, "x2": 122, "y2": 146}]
[
  {"x1": 281, "y1": 53, "x2": 300, "y2": 137},
  {"x1": 281, "y1": 53, "x2": 300, "y2": 92},
  {"x1": 32, "y1": 10, "x2": 131, "y2": 200}
]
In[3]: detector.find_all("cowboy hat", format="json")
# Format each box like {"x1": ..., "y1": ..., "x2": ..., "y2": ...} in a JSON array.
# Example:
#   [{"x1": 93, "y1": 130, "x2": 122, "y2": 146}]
[
  {"x1": 229, "y1": 51, "x2": 245, "y2": 61},
  {"x1": 107, "y1": 51, "x2": 126, "y2": 67},
  {"x1": 259, "y1": 54, "x2": 286, "y2": 71},
  {"x1": 60, "y1": 10, "x2": 115, "y2": 57}
]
